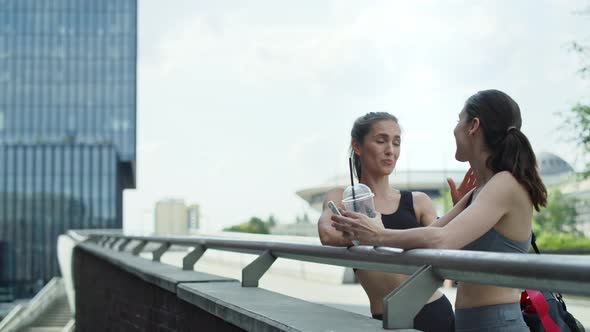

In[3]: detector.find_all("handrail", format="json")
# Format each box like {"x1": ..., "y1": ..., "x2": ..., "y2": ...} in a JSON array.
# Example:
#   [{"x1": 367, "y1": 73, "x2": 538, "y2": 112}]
[
  {"x1": 72, "y1": 229, "x2": 590, "y2": 330},
  {"x1": 0, "y1": 304, "x2": 24, "y2": 332},
  {"x1": 0, "y1": 278, "x2": 66, "y2": 332}
]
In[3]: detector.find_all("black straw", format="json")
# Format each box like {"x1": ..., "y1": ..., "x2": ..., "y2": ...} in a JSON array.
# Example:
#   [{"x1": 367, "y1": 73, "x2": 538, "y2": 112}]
[
  {"x1": 348, "y1": 157, "x2": 358, "y2": 212},
  {"x1": 348, "y1": 157, "x2": 356, "y2": 200}
]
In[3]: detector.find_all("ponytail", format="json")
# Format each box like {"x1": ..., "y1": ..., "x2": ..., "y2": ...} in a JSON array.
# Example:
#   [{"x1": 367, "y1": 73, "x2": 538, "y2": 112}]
[
  {"x1": 487, "y1": 129, "x2": 547, "y2": 211},
  {"x1": 465, "y1": 90, "x2": 547, "y2": 211}
]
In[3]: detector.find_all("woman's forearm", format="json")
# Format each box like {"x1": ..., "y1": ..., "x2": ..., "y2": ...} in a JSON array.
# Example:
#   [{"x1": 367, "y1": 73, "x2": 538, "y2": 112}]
[
  {"x1": 375, "y1": 227, "x2": 445, "y2": 249},
  {"x1": 319, "y1": 222, "x2": 353, "y2": 247}
]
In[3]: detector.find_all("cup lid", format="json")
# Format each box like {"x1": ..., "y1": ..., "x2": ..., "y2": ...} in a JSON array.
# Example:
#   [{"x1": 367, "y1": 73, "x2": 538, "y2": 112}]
[{"x1": 342, "y1": 183, "x2": 374, "y2": 201}]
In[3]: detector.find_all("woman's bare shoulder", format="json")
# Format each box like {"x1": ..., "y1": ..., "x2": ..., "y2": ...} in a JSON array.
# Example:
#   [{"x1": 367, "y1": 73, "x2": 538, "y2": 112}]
[
  {"x1": 489, "y1": 171, "x2": 521, "y2": 189},
  {"x1": 411, "y1": 191, "x2": 434, "y2": 203},
  {"x1": 484, "y1": 171, "x2": 527, "y2": 200}
]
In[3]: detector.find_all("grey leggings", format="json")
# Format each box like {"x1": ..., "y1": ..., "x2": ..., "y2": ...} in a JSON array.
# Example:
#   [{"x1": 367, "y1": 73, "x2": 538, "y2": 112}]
[{"x1": 455, "y1": 303, "x2": 528, "y2": 332}]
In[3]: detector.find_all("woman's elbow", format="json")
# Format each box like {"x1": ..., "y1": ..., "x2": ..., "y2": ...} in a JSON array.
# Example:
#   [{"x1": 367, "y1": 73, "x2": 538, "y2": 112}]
[
  {"x1": 426, "y1": 229, "x2": 449, "y2": 249},
  {"x1": 317, "y1": 222, "x2": 334, "y2": 245},
  {"x1": 319, "y1": 233, "x2": 332, "y2": 246}
]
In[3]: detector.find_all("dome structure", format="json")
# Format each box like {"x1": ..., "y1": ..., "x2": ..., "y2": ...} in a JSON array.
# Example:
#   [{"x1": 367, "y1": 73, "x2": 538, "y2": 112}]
[{"x1": 537, "y1": 152, "x2": 574, "y2": 176}]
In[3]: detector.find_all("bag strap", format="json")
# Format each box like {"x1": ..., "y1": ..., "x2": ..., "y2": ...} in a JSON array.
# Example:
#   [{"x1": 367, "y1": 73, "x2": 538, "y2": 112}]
[
  {"x1": 531, "y1": 231, "x2": 540, "y2": 254},
  {"x1": 523, "y1": 289, "x2": 561, "y2": 332},
  {"x1": 528, "y1": 232, "x2": 572, "y2": 315},
  {"x1": 530, "y1": 232, "x2": 565, "y2": 299}
]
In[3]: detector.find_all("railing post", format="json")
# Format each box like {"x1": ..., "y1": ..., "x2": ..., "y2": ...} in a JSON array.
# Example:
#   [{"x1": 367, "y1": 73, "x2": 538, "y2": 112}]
[
  {"x1": 109, "y1": 237, "x2": 119, "y2": 248},
  {"x1": 383, "y1": 265, "x2": 442, "y2": 330},
  {"x1": 131, "y1": 240, "x2": 148, "y2": 256},
  {"x1": 85, "y1": 235, "x2": 100, "y2": 244},
  {"x1": 117, "y1": 239, "x2": 132, "y2": 252},
  {"x1": 109, "y1": 238, "x2": 120, "y2": 249},
  {"x1": 242, "y1": 250, "x2": 276, "y2": 287},
  {"x1": 99, "y1": 236, "x2": 109, "y2": 246},
  {"x1": 183, "y1": 245, "x2": 207, "y2": 270},
  {"x1": 152, "y1": 242, "x2": 171, "y2": 262}
]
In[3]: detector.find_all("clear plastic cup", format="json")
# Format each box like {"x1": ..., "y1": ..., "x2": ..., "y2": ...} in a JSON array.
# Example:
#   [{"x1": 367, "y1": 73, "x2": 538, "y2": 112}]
[{"x1": 342, "y1": 184, "x2": 376, "y2": 245}]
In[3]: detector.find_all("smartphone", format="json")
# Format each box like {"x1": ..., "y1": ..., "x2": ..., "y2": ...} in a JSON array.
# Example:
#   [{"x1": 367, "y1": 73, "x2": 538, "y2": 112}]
[
  {"x1": 327, "y1": 201, "x2": 342, "y2": 216},
  {"x1": 328, "y1": 201, "x2": 359, "y2": 245}
]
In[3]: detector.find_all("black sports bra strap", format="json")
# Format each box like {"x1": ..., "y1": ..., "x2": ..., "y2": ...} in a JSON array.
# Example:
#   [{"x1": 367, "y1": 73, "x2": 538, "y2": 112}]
[
  {"x1": 401, "y1": 191, "x2": 415, "y2": 215},
  {"x1": 466, "y1": 190, "x2": 475, "y2": 207}
]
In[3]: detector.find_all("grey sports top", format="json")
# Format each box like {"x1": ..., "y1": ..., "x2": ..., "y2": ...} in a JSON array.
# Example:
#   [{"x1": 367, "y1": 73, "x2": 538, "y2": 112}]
[{"x1": 462, "y1": 192, "x2": 531, "y2": 254}]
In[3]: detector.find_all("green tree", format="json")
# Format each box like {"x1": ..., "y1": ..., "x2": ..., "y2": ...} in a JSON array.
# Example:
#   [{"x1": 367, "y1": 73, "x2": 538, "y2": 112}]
[
  {"x1": 564, "y1": 7, "x2": 590, "y2": 178},
  {"x1": 564, "y1": 103, "x2": 590, "y2": 178},
  {"x1": 437, "y1": 189, "x2": 453, "y2": 214},
  {"x1": 267, "y1": 214, "x2": 278, "y2": 227},
  {"x1": 533, "y1": 190, "x2": 580, "y2": 236},
  {"x1": 224, "y1": 216, "x2": 276, "y2": 234}
]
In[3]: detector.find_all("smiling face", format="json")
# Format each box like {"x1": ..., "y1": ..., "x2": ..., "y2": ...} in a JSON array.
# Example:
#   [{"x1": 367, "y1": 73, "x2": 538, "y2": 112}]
[
  {"x1": 353, "y1": 119, "x2": 401, "y2": 177},
  {"x1": 453, "y1": 108, "x2": 471, "y2": 162}
]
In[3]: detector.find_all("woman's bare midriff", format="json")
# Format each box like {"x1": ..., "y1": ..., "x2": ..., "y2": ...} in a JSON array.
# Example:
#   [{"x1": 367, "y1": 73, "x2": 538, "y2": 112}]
[
  {"x1": 356, "y1": 270, "x2": 443, "y2": 315},
  {"x1": 455, "y1": 282, "x2": 520, "y2": 309}
]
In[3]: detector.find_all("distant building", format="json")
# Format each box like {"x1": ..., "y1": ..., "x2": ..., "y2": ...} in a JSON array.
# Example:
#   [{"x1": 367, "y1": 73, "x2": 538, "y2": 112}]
[
  {"x1": 187, "y1": 204, "x2": 201, "y2": 233},
  {"x1": 561, "y1": 178, "x2": 590, "y2": 235},
  {"x1": 154, "y1": 200, "x2": 201, "y2": 235},
  {"x1": 0, "y1": 0, "x2": 137, "y2": 299},
  {"x1": 537, "y1": 152, "x2": 576, "y2": 187},
  {"x1": 155, "y1": 199, "x2": 188, "y2": 235}
]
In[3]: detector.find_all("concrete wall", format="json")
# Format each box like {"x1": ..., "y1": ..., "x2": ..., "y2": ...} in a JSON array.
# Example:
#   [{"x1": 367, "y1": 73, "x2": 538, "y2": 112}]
[
  {"x1": 72, "y1": 241, "x2": 384, "y2": 332},
  {"x1": 73, "y1": 245, "x2": 243, "y2": 332}
]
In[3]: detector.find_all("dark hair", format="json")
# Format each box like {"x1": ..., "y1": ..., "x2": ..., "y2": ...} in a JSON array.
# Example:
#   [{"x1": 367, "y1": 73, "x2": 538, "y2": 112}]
[
  {"x1": 464, "y1": 89, "x2": 547, "y2": 211},
  {"x1": 350, "y1": 112, "x2": 399, "y2": 181}
]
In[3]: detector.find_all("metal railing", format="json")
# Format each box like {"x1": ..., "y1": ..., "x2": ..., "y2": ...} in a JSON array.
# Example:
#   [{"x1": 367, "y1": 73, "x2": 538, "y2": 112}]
[
  {"x1": 74, "y1": 230, "x2": 590, "y2": 330},
  {"x1": 0, "y1": 277, "x2": 66, "y2": 332}
]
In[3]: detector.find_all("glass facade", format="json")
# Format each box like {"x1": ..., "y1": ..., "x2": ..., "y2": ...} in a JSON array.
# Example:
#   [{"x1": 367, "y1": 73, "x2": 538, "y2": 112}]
[
  {"x1": 0, "y1": 0, "x2": 136, "y2": 299},
  {"x1": 0, "y1": 0, "x2": 136, "y2": 162}
]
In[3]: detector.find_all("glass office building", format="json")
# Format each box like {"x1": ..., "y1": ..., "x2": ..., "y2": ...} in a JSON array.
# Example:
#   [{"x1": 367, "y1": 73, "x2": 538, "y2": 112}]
[{"x1": 0, "y1": 0, "x2": 136, "y2": 299}]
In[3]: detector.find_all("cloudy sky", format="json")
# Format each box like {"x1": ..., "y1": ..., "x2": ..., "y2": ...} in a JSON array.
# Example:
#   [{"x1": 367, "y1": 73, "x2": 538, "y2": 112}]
[{"x1": 124, "y1": 0, "x2": 590, "y2": 233}]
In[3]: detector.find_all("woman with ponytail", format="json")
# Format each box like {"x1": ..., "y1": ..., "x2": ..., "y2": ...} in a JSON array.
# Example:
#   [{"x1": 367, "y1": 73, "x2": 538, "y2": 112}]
[
  {"x1": 332, "y1": 90, "x2": 547, "y2": 331},
  {"x1": 318, "y1": 112, "x2": 455, "y2": 331}
]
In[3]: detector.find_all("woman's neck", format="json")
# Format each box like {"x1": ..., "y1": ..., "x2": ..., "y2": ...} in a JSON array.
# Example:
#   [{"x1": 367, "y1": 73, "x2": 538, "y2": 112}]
[
  {"x1": 359, "y1": 173, "x2": 393, "y2": 198},
  {"x1": 469, "y1": 157, "x2": 495, "y2": 189}
]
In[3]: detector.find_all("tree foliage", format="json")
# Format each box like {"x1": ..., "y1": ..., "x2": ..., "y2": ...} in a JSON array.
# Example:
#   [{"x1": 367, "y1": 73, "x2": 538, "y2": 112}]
[
  {"x1": 564, "y1": 7, "x2": 590, "y2": 178},
  {"x1": 223, "y1": 215, "x2": 278, "y2": 234},
  {"x1": 534, "y1": 231, "x2": 590, "y2": 250},
  {"x1": 533, "y1": 189, "x2": 580, "y2": 236}
]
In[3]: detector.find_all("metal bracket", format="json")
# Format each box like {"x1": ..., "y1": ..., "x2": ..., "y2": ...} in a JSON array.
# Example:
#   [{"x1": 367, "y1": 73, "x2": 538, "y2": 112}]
[
  {"x1": 109, "y1": 238, "x2": 119, "y2": 248},
  {"x1": 183, "y1": 245, "x2": 207, "y2": 270},
  {"x1": 131, "y1": 240, "x2": 148, "y2": 256},
  {"x1": 383, "y1": 265, "x2": 443, "y2": 330},
  {"x1": 104, "y1": 237, "x2": 114, "y2": 247},
  {"x1": 152, "y1": 242, "x2": 171, "y2": 262},
  {"x1": 109, "y1": 238, "x2": 120, "y2": 249},
  {"x1": 85, "y1": 236, "x2": 100, "y2": 244},
  {"x1": 242, "y1": 250, "x2": 276, "y2": 287},
  {"x1": 118, "y1": 239, "x2": 132, "y2": 252}
]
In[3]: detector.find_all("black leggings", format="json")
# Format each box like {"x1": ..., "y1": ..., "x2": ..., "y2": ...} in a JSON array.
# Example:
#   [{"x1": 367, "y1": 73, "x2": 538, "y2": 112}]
[{"x1": 372, "y1": 295, "x2": 455, "y2": 332}]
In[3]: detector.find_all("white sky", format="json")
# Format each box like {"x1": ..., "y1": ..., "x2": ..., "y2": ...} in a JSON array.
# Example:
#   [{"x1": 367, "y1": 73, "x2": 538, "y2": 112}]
[{"x1": 124, "y1": 0, "x2": 590, "y2": 233}]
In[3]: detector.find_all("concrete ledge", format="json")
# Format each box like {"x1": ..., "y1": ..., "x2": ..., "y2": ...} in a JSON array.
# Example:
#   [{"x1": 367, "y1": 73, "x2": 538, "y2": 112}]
[
  {"x1": 75, "y1": 242, "x2": 386, "y2": 331},
  {"x1": 178, "y1": 282, "x2": 383, "y2": 332},
  {"x1": 76, "y1": 242, "x2": 236, "y2": 292}
]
